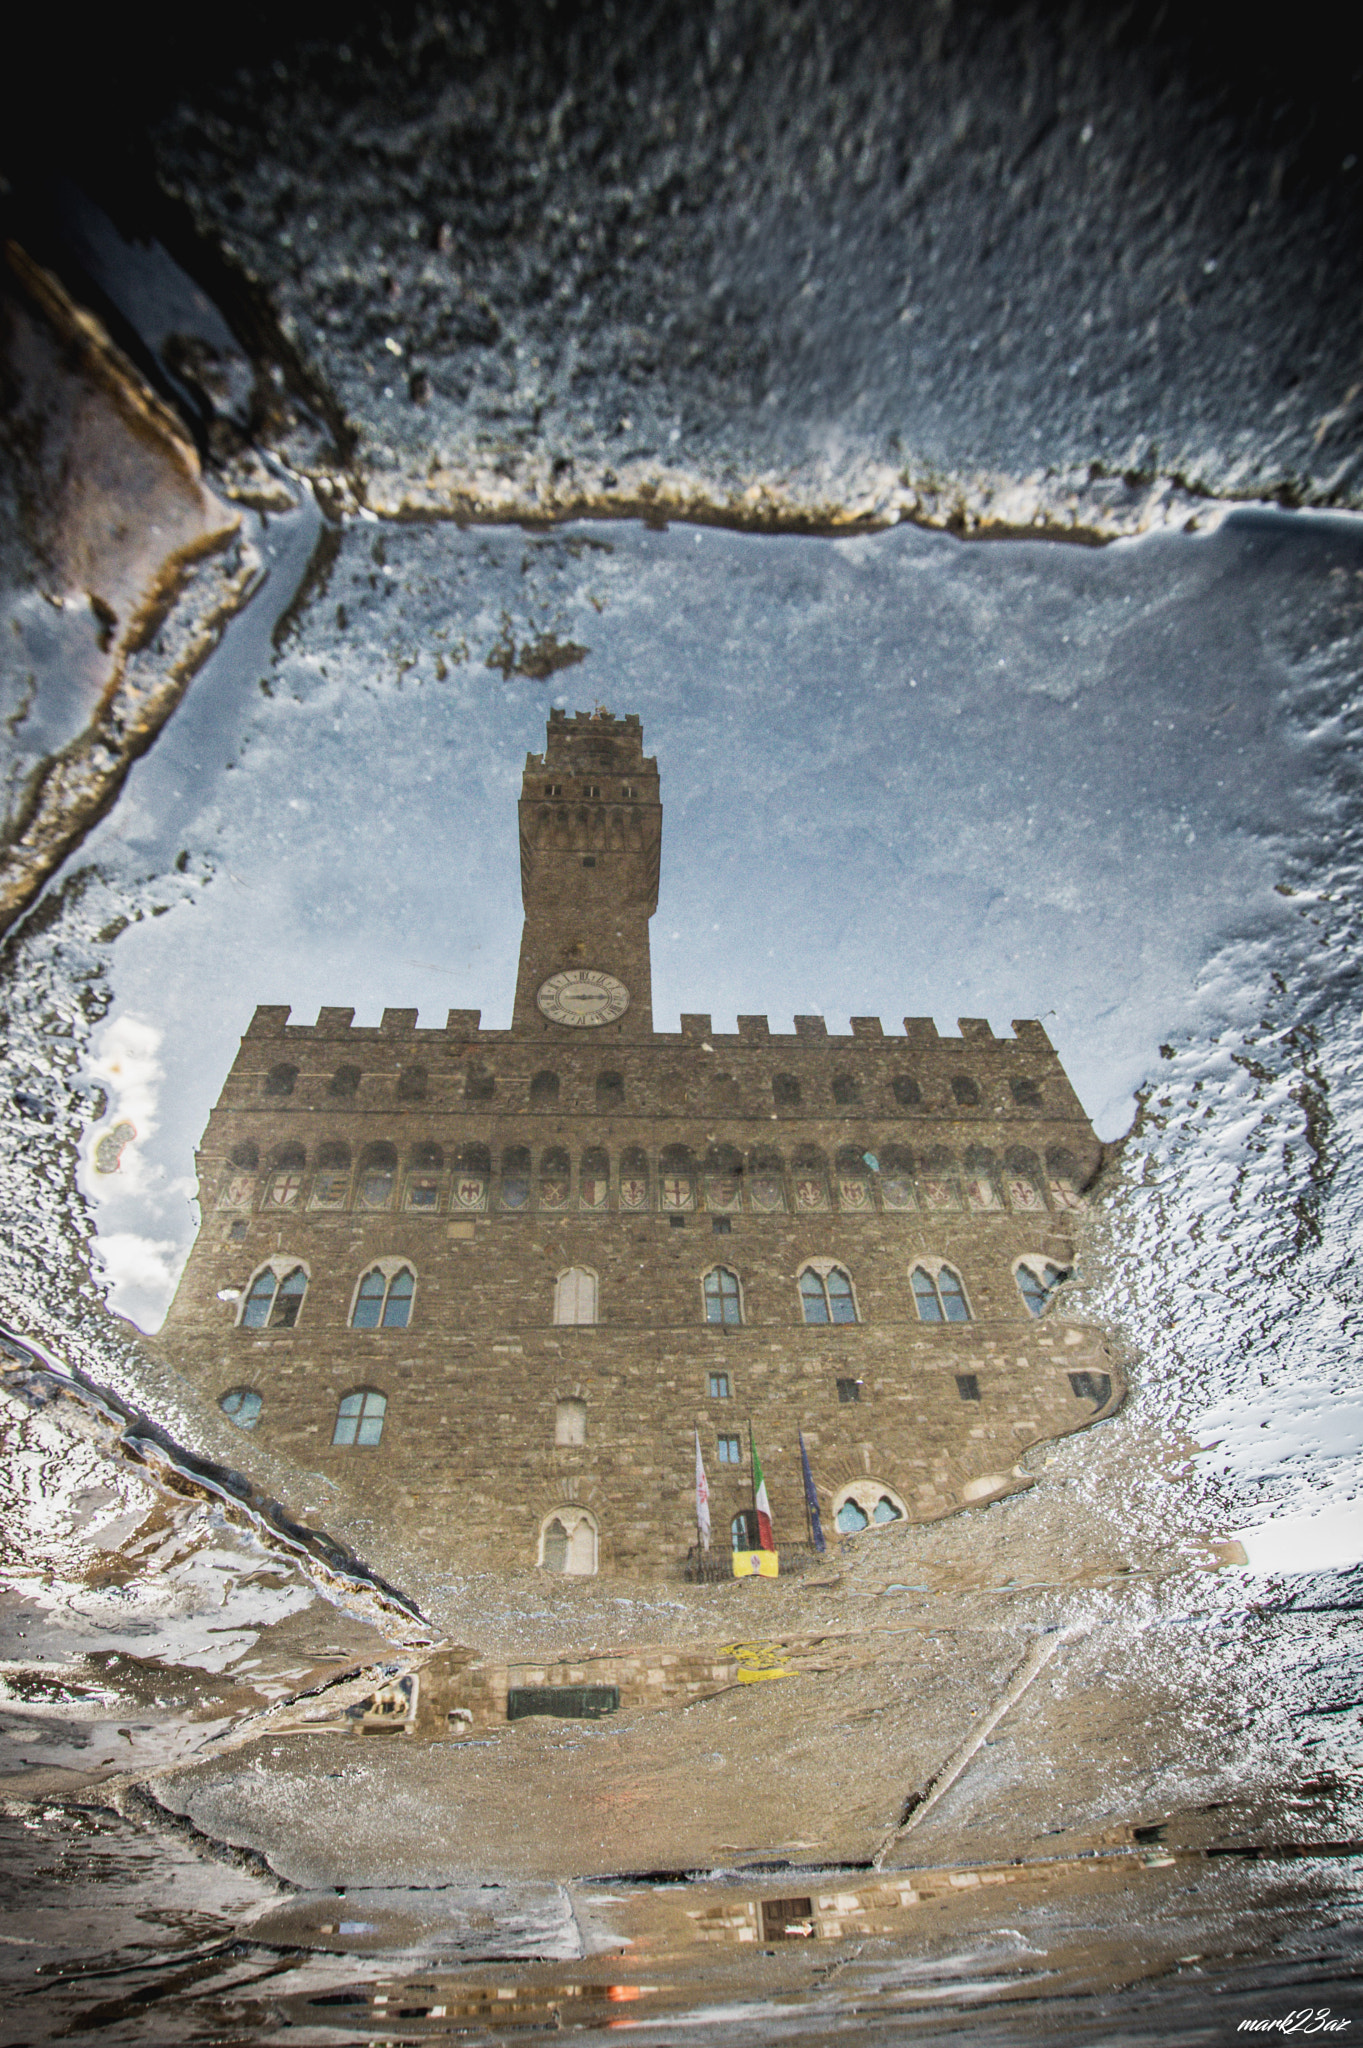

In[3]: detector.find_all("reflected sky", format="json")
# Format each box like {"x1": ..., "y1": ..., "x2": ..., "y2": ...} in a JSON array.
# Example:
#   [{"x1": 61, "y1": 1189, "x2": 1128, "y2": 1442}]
[{"x1": 74, "y1": 505, "x2": 1360, "y2": 1328}]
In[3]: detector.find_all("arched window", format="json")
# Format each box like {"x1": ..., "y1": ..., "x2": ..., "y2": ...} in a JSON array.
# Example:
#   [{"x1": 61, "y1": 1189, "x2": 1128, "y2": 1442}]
[
  {"x1": 704, "y1": 1266, "x2": 742, "y2": 1325},
  {"x1": 891, "y1": 1074, "x2": 921, "y2": 1108},
  {"x1": 731, "y1": 1509, "x2": 761, "y2": 1552},
  {"x1": 596, "y1": 1070, "x2": 625, "y2": 1111},
  {"x1": 351, "y1": 1265, "x2": 415, "y2": 1330},
  {"x1": 831, "y1": 1072, "x2": 861, "y2": 1106},
  {"x1": 219, "y1": 1387, "x2": 261, "y2": 1429},
  {"x1": 329, "y1": 1064, "x2": 361, "y2": 1099},
  {"x1": 910, "y1": 1264, "x2": 971, "y2": 1323},
  {"x1": 555, "y1": 1397, "x2": 586, "y2": 1445},
  {"x1": 464, "y1": 1065, "x2": 496, "y2": 1104},
  {"x1": 263, "y1": 1063, "x2": 297, "y2": 1097},
  {"x1": 240, "y1": 1264, "x2": 307, "y2": 1329},
  {"x1": 832, "y1": 1481, "x2": 907, "y2": 1535},
  {"x1": 397, "y1": 1064, "x2": 427, "y2": 1101},
  {"x1": 1016, "y1": 1259, "x2": 1069, "y2": 1316},
  {"x1": 539, "y1": 1506, "x2": 597, "y2": 1574},
  {"x1": 553, "y1": 1266, "x2": 598, "y2": 1325},
  {"x1": 798, "y1": 1265, "x2": 856, "y2": 1325},
  {"x1": 230, "y1": 1141, "x2": 259, "y2": 1170},
  {"x1": 773, "y1": 1073, "x2": 802, "y2": 1108},
  {"x1": 1010, "y1": 1077, "x2": 1042, "y2": 1109},
  {"x1": 951, "y1": 1074, "x2": 981, "y2": 1106},
  {"x1": 333, "y1": 1389, "x2": 387, "y2": 1447},
  {"x1": 530, "y1": 1070, "x2": 560, "y2": 1109}
]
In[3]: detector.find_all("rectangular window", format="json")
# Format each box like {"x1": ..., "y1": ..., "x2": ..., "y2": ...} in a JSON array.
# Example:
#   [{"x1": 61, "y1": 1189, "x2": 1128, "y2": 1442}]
[
  {"x1": 546, "y1": 783, "x2": 562, "y2": 796},
  {"x1": 1068, "y1": 1371, "x2": 1111, "y2": 1406},
  {"x1": 717, "y1": 1434, "x2": 742, "y2": 1464},
  {"x1": 712, "y1": 1216, "x2": 732, "y2": 1235},
  {"x1": 622, "y1": 784, "x2": 636, "y2": 799},
  {"x1": 837, "y1": 1377, "x2": 861, "y2": 1403},
  {"x1": 709, "y1": 1372, "x2": 731, "y2": 1399},
  {"x1": 585, "y1": 783, "x2": 601, "y2": 798},
  {"x1": 669, "y1": 1213, "x2": 686, "y2": 1229},
  {"x1": 956, "y1": 1373, "x2": 982, "y2": 1402}
]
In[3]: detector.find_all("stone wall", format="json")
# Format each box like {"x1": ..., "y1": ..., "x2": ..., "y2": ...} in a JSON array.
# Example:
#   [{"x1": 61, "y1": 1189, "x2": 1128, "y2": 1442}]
[{"x1": 158, "y1": 1002, "x2": 1120, "y2": 1577}]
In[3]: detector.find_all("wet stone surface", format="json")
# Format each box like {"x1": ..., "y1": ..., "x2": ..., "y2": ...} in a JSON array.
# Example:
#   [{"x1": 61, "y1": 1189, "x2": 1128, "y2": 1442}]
[{"x1": 1, "y1": 11, "x2": 1363, "y2": 2038}]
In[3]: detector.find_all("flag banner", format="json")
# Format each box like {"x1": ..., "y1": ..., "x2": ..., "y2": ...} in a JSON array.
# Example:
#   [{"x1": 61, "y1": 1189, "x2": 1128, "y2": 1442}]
[
  {"x1": 799, "y1": 1432, "x2": 826, "y2": 1553},
  {"x1": 750, "y1": 1433, "x2": 775, "y2": 1550},
  {"x1": 695, "y1": 1428, "x2": 711, "y2": 1551},
  {"x1": 732, "y1": 1549, "x2": 779, "y2": 1578}
]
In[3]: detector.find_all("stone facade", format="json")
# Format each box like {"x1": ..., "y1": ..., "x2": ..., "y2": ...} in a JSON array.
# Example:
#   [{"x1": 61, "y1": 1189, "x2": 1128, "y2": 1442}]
[{"x1": 161, "y1": 710, "x2": 1120, "y2": 1577}]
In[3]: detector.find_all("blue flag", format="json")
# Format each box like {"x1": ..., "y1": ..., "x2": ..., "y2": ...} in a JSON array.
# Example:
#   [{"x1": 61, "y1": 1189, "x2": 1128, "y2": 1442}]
[{"x1": 799, "y1": 1432, "x2": 826, "y2": 1552}]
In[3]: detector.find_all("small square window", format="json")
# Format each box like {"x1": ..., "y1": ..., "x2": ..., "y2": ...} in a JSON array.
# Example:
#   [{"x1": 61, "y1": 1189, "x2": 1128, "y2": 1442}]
[
  {"x1": 229, "y1": 1219, "x2": 248, "y2": 1242},
  {"x1": 837, "y1": 1377, "x2": 862, "y2": 1403},
  {"x1": 712, "y1": 1216, "x2": 731, "y2": 1235},
  {"x1": 955, "y1": 1373, "x2": 982, "y2": 1402},
  {"x1": 669, "y1": 1213, "x2": 686, "y2": 1229},
  {"x1": 717, "y1": 1433, "x2": 742, "y2": 1464},
  {"x1": 582, "y1": 855, "x2": 597, "y2": 868},
  {"x1": 547, "y1": 783, "x2": 563, "y2": 796},
  {"x1": 709, "y1": 1372, "x2": 731, "y2": 1399},
  {"x1": 585, "y1": 784, "x2": 601, "y2": 798},
  {"x1": 622, "y1": 784, "x2": 636, "y2": 799}
]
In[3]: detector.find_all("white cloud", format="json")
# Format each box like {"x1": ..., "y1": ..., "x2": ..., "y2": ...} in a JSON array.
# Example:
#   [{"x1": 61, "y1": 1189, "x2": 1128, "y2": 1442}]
[{"x1": 92, "y1": 1232, "x2": 185, "y2": 1323}]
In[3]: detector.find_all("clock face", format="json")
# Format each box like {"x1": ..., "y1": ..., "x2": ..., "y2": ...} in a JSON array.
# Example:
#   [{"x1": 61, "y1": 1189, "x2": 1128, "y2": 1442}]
[{"x1": 536, "y1": 968, "x2": 630, "y2": 1027}]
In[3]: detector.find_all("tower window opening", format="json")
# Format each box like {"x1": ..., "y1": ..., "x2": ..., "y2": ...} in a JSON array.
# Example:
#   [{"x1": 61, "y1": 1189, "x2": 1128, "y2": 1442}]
[
  {"x1": 709, "y1": 1371, "x2": 731, "y2": 1399},
  {"x1": 264, "y1": 1063, "x2": 297, "y2": 1097},
  {"x1": 704, "y1": 1266, "x2": 742, "y2": 1325},
  {"x1": 582, "y1": 855, "x2": 597, "y2": 867},
  {"x1": 555, "y1": 1396, "x2": 587, "y2": 1446},
  {"x1": 585, "y1": 784, "x2": 601, "y2": 798},
  {"x1": 1011, "y1": 1078, "x2": 1043, "y2": 1108},
  {"x1": 892, "y1": 1074, "x2": 922, "y2": 1108},
  {"x1": 333, "y1": 1389, "x2": 387, "y2": 1447},
  {"x1": 731, "y1": 1509, "x2": 760, "y2": 1549},
  {"x1": 951, "y1": 1075, "x2": 981, "y2": 1106},
  {"x1": 911, "y1": 1264, "x2": 971, "y2": 1323},
  {"x1": 956, "y1": 1372, "x2": 982, "y2": 1402},
  {"x1": 799, "y1": 1265, "x2": 856, "y2": 1325},
  {"x1": 351, "y1": 1265, "x2": 415, "y2": 1330},
  {"x1": 717, "y1": 1434, "x2": 742, "y2": 1465},
  {"x1": 329, "y1": 1064, "x2": 361, "y2": 1099},
  {"x1": 1016, "y1": 1260, "x2": 1069, "y2": 1316},
  {"x1": 219, "y1": 1387, "x2": 262, "y2": 1428},
  {"x1": 837, "y1": 1377, "x2": 862, "y2": 1403},
  {"x1": 240, "y1": 1264, "x2": 307, "y2": 1329}
]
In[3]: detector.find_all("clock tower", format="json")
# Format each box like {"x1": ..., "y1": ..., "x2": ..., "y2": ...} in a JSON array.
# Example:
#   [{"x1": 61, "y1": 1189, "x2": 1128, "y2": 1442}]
[{"x1": 512, "y1": 710, "x2": 661, "y2": 1037}]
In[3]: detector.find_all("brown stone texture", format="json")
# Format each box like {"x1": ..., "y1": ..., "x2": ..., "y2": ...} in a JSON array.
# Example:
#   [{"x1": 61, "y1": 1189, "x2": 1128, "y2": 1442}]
[{"x1": 160, "y1": 713, "x2": 1120, "y2": 1577}]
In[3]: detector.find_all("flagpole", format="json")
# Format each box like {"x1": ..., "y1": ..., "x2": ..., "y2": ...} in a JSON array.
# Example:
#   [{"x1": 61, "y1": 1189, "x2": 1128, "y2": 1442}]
[
  {"x1": 748, "y1": 1415, "x2": 756, "y2": 1549},
  {"x1": 801, "y1": 1431, "x2": 813, "y2": 1550},
  {"x1": 695, "y1": 1420, "x2": 703, "y2": 1565}
]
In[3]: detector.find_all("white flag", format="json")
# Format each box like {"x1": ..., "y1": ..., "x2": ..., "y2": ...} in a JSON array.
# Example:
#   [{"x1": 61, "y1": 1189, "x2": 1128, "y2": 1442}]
[{"x1": 695, "y1": 1428, "x2": 711, "y2": 1551}]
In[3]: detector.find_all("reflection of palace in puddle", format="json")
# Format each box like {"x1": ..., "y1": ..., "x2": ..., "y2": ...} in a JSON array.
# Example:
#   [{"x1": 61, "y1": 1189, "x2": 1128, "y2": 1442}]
[
  {"x1": 161, "y1": 708, "x2": 1122, "y2": 1579},
  {"x1": 687, "y1": 1870, "x2": 1015, "y2": 1943},
  {"x1": 286, "y1": 1638, "x2": 802, "y2": 1740}
]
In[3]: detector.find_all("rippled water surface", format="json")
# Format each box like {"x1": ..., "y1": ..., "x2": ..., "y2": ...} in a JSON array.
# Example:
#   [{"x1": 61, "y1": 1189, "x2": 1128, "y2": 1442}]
[{"x1": 2, "y1": 6, "x2": 1362, "y2": 2038}]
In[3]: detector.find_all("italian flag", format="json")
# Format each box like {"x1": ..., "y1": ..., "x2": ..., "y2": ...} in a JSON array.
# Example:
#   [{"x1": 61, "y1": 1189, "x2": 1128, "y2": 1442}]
[{"x1": 751, "y1": 1434, "x2": 775, "y2": 1551}]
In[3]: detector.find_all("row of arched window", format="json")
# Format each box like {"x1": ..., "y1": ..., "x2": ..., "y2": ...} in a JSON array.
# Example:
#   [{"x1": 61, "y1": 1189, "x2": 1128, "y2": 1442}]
[
  {"x1": 218, "y1": 1138, "x2": 1085, "y2": 1219},
  {"x1": 259, "y1": 1060, "x2": 1047, "y2": 1116},
  {"x1": 234, "y1": 1255, "x2": 1069, "y2": 1331}
]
